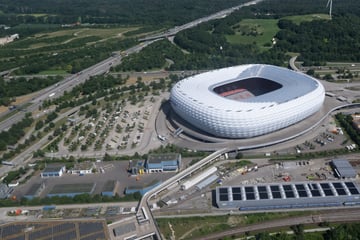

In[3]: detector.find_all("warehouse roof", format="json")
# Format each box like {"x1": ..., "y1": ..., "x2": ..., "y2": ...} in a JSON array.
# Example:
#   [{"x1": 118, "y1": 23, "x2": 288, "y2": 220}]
[
  {"x1": 332, "y1": 159, "x2": 357, "y2": 178},
  {"x1": 147, "y1": 153, "x2": 180, "y2": 164},
  {"x1": 216, "y1": 181, "x2": 360, "y2": 210},
  {"x1": 42, "y1": 164, "x2": 65, "y2": 173}
]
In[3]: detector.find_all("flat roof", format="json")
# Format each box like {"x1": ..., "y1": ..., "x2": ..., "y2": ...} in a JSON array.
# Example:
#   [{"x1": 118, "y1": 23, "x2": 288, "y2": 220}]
[
  {"x1": 216, "y1": 181, "x2": 360, "y2": 210},
  {"x1": 147, "y1": 153, "x2": 180, "y2": 163},
  {"x1": 332, "y1": 159, "x2": 357, "y2": 178},
  {"x1": 43, "y1": 164, "x2": 64, "y2": 173},
  {"x1": 49, "y1": 183, "x2": 94, "y2": 194},
  {"x1": 72, "y1": 161, "x2": 93, "y2": 170},
  {"x1": 102, "y1": 180, "x2": 116, "y2": 192},
  {"x1": 25, "y1": 183, "x2": 43, "y2": 196},
  {"x1": 0, "y1": 184, "x2": 9, "y2": 199},
  {"x1": 113, "y1": 222, "x2": 136, "y2": 237},
  {"x1": 0, "y1": 220, "x2": 109, "y2": 240}
]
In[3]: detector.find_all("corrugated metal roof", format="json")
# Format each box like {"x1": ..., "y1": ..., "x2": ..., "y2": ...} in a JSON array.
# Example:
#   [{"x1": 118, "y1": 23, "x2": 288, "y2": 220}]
[
  {"x1": 332, "y1": 159, "x2": 357, "y2": 178},
  {"x1": 196, "y1": 174, "x2": 218, "y2": 190}
]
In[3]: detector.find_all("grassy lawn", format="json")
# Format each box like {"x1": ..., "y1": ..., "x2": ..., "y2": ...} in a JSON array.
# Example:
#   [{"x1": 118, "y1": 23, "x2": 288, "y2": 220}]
[
  {"x1": 11, "y1": 26, "x2": 136, "y2": 49},
  {"x1": 282, "y1": 13, "x2": 330, "y2": 24},
  {"x1": 38, "y1": 70, "x2": 69, "y2": 75},
  {"x1": 36, "y1": 27, "x2": 136, "y2": 39},
  {"x1": 226, "y1": 14, "x2": 330, "y2": 49},
  {"x1": 157, "y1": 211, "x2": 314, "y2": 239},
  {"x1": 17, "y1": 13, "x2": 51, "y2": 17},
  {"x1": 226, "y1": 19, "x2": 279, "y2": 49}
]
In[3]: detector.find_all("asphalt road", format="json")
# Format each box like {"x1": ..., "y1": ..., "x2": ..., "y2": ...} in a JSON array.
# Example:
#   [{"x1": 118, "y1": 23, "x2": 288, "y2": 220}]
[
  {"x1": 139, "y1": 0, "x2": 265, "y2": 41},
  {"x1": 0, "y1": 40, "x2": 158, "y2": 133}
]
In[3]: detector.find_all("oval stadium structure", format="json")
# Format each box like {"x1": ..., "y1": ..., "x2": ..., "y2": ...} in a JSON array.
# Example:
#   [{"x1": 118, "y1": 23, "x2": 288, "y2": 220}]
[{"x1": 170, "y1": 64, "x2": 325, "y2": 138}]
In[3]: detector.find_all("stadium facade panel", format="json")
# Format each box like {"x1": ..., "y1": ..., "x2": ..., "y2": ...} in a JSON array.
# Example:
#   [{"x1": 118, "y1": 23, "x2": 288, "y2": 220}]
[{"x1": 170, "y1": 64, "x2": 325, "y2": 138}]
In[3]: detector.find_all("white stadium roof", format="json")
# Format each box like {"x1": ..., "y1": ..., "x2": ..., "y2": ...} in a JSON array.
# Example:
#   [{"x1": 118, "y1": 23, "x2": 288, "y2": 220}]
[
  {"x1": 174, "y1": 64, "x2": 319, "y2": 112},
  {"x1": 170, "y1": 64, "x2": 325, "y2": 138}
]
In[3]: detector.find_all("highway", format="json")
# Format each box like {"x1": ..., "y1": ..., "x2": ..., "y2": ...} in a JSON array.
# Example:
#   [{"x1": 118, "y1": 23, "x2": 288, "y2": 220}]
[
  {"x1": 0, "y1": 0, "x2": 265, "y2": 137},
  {"x1": 0, "y1": 40, "x2": 158, "y2": 133},
  {"x1": 139, "y1": 0, "x2": 265, "y2": 42},
  {"x1": 0, "y1": 0, "x2": 313, "y2": 239}
]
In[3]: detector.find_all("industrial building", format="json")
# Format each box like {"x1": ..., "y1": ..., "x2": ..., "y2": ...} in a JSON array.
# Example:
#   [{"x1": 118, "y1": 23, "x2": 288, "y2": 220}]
[
  {"x1": 145, "y1": 153, "x2": 181, "y2": 173},
  {"x1": 0, "y1": 183, "x2": 11, "y2": 199},
  {"x1": 196, "y1": 174, "x2": 218, "y2": 191},
  {"x1": 181, "y1": 166, "x2": 217, "y2": 190},
  {"x1": 216, "y1": 181, "x2": 360, "y2": 210},
  {"x1": 101, "y1": 180, "x2": 119, "y2": 197},
  {"x1": 170, "y1": 64, "x2": 325, "y2": 138},
  {"x1": 128, "y1": 159, "x2": 145, "y2": 175},
  {"x1": 47, "y1": 183, "x2": 95, "y2": 198},
  {"x1": 125, "y1": 181, "x2": 161, "y2": 196},
  {"x1": 41, "y1": 164, "x2": 66, "y2": 178},
  {"x1": 331, "y1": 159, "x2": 357, "y2": 179},
  {"x1": 23, "y1": 182, "x2": 46, "y2": 200},
  {"x1": 68, "y1": 161, "x2": 94, "y2": 175}
]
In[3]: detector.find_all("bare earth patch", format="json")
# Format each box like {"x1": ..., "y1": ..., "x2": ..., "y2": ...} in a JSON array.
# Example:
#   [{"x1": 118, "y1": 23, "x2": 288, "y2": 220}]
[{"x1": 0, "y1": 92, "x2": 37, "y2": 114}]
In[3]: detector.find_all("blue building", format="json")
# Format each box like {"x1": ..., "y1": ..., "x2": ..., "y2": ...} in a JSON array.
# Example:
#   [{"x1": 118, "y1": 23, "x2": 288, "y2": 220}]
[
  {"x1": 23, "y1": 182, "x2": 45, "y2": 200},
  {"x1": 125, "y1": 181, "x2": 162, "y2": 196},
  {"x1": 101, "y1": 180, "x2": 119, "y2": 197},
  {"x1": 145, "y1": 153, "x2": 181, "y2": 173},
  {"x1": 41, "y1": 164, "x2": 66, "y2": 178},
  {"x1": 47, "y1": 183, "x2": 95, "y2": 198}
]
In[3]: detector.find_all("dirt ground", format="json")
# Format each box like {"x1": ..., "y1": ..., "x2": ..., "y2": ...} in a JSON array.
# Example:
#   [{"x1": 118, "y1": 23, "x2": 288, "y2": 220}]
[{"x1": 0, "y1": 92, "x2": 38, "y2": 114}]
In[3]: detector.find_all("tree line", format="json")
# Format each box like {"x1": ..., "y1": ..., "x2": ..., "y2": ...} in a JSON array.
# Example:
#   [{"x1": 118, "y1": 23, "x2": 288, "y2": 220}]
[
  {"x1": 0, "y1": 36, "x2": 136, "y2": 74},
  {"x1": 0, "y1": 76, "x2": 62, "y2": 106},
  {"x1": 0, "y1": 0, "x2": 247, "y2": 28},
  {"x1": 275, "y1": 15, "x2": 360, "y2": 65}
]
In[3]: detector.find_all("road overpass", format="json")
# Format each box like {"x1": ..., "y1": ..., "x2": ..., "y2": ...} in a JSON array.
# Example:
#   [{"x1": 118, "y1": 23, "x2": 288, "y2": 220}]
[
  {"x1": 109, "y1": 148, "x2": 228, "y2": 239},
  {"x1": 137, "y1": 148, "x2": 228, "y2": 239}
]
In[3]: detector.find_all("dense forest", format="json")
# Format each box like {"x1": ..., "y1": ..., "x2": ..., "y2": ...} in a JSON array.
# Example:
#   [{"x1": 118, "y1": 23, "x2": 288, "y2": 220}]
[
  {"x1": 1, "y1": 0, "x2": 358, "y2": 26},
  {"x1": 251, "y1": 0, "x2": 360, "y2": 17},
  {"x1": 0, "y1": 0, "x2": 247, "y2": 27},
  {"x1": 275, "y1": 15, "x2": 360, "y2": 64},
  {"x1": 116, "y1": 0, "x2": 360, "y2": 71},
  {"x1": 0, "y1": 76, "x2": 63, "y2": 106},
  {"x1": 1, "y1": 0, "x2": 360, "y2": 101}
]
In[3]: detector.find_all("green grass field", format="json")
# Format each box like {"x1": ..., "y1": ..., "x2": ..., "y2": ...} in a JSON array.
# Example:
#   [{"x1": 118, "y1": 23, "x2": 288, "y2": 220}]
[
  {"x1": 226, "y1": 19, "x2": 279, "y2": 49},
  {"x1": 157, "y1": 211, "x2": 314, "y2": 239},
  {"x1": 283, "y1": 13, "x2": 330, "y2": 24},
  {"x1": 226, "y1": 14, "x2": 330, "y2": 49},
  {"x1": 38, "y1": 70, "x2": 69, "y2": 75},
  {"x1": 25, "y1": 27, "x2": 135, "y2": 49}
]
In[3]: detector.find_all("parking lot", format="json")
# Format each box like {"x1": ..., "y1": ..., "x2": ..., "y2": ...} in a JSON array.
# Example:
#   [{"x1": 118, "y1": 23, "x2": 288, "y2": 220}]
[
  {"x1": 13, "y1": 160, "x2": 177, "y2": 199},
  {"x1": 57, "y1": 93, "x2": 163, "y2": 155}
]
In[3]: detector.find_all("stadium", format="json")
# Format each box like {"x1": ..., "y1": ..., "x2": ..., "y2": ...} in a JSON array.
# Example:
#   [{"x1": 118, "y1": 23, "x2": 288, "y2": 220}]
[{"x1": 170, "y1": 64, "x2": 325, "y2": 139}]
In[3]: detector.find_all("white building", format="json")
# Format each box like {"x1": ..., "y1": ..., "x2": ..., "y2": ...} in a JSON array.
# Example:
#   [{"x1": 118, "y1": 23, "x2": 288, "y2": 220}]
[
  {"x1": 68, "y1": 162, "x2": 94, "y2": 175},
  {"x1": 41, "y1": 164, "x2": 66, "y2": 178},
  {"x1": 170, "y1": 64, "x2": 325, "y2": 138}
]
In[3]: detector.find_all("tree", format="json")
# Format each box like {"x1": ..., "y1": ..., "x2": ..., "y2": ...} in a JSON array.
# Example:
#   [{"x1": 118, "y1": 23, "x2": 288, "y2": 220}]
[
  {"x1": 235, "y1": 152, "x2": 243, "y2": 159},
  {"x1": 306, "y1": 69, "x2": 315, "y2": 76}
]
